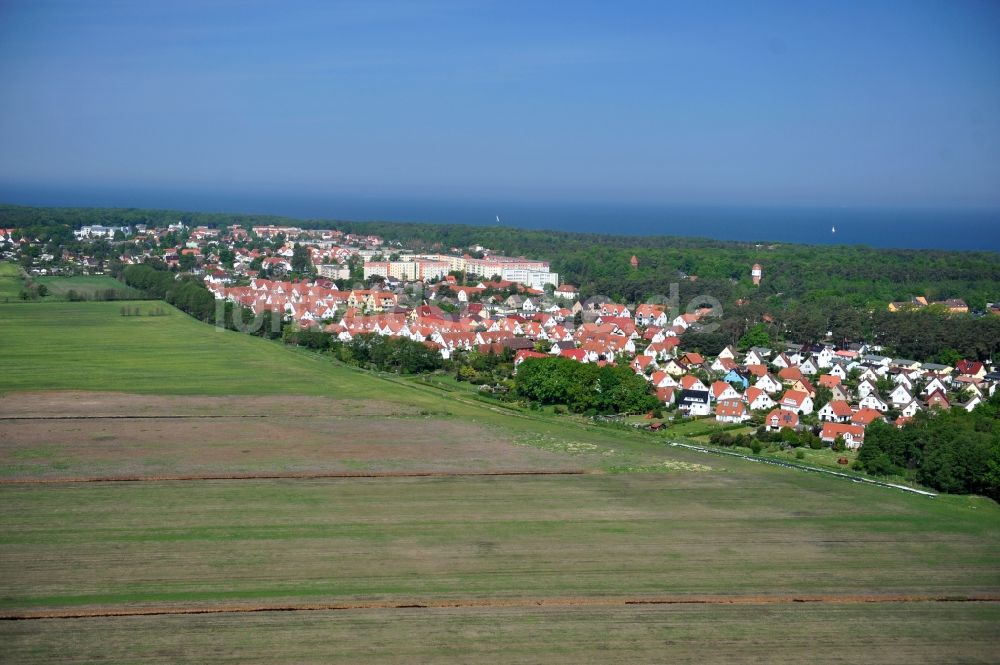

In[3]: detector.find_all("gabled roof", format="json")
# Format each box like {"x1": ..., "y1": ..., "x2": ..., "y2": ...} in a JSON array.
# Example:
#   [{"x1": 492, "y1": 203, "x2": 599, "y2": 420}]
[
  {"x1": 679, "y1": 389, "x2": 710, "y2": 404},
  {"x1": 823, "y1": 400, "x2": 853, "y2": 417},
  {"x1": 780, "y1": 390, "x2": 809, "y2": 407},
  {"x1": 852, "y1": 408, "x2": 883, "y2": 426},
  {"x1": 711, "y1": 380, "x2": 738, "y2": 399},
  {"x1": 744, "y1": 387, "x2": 771, "y2": 405},
  {"x1": 821, "y1": 422, "x2": 865, "y2": 441},
  {"x1": 765, "y1": 408, "x2": 799, "y2": 428},
  {"x1": 715, "y1": 399, "x2": 746, "y2": 417}
]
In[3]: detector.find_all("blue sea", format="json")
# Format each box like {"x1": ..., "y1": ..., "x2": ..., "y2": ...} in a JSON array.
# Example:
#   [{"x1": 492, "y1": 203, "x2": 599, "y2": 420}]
[{"x1": 1, "y1": 184, "x2": 998, "y2": 252}]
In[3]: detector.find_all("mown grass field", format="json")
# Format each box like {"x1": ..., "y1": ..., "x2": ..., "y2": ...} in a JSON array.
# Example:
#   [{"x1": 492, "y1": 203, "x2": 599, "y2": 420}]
[
  {"x1": 35, "y1": 274, "x2": 144, "y2": 300},
  {"x1": 0, "y1": 260, "x2": 24, "y2": 300},
  {"x1": 0, "y1": 301, "x2": 433, "y2": 403},
  {"x1": 0, "y1": 299, "x2": 998, "y2": 663},
  {"x1": 1, "y1": 474, "x2": 997, "y2": 613},
  {"x1": 4, "y1": 602, "x2": 998, "y2": 664}
]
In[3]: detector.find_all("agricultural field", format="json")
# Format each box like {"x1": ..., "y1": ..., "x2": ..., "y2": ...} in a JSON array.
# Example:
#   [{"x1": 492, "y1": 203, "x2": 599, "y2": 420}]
[
  {"x1": 0, "y1": 260, "x2": 24, "y2": 300},
  {"x1": 0, "y1": 299, "x2": 998, "y2": 663},
  {"x1": 35, "y1": 274, "x2": 144, "y2": 300}
]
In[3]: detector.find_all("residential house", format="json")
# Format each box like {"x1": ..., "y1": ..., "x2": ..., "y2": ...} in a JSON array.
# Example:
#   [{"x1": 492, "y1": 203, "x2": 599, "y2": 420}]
[
  {"x1": 722, "y1": 368, "x2": 750, "y2": 389},
  {"x1": 852, "y1": 408, "x2": 884, "y2": 426},
  {"x1": 679, "y1": 375, "x2": 708, "y2": 393},
  {"x1": 818, "y1": 400, "x2": 853, "y2": 423},
  {"x1": 859, "y1": 393, "x2": 889, "y2": 413},
  {"x1": 779, "y1": 390, "x2": 813, "y2": 415},
  {"x1": 889, "y1": 385, "x2": 914, "y2": 406},
  {"x1": 715, "y1": 399, "x2": 749, "y2": 423},
  {"x1": 710, "y1": 380, "x2": 742, "y2": 403},
  {"x1": 922, "y1": 377, "x2": 949, "y2": 396},
  {"x1": 820, "y1": 423, "x2": 865, "y2": 450},
  {"x1": 755, "y1": 373, "x2": 783, "y2": 394},
  {"x1": 765, "y1": 408, "x2": 799, "y2": 431},
  {"x1": 678, "y1": 390, "x2": 711, "y2": 417},
  {"x1": 857, "y1": 379, "x2": 879, "y2": 399},
  {"x1": 744, "y1": 348, "x2": 769, "y2": 366},
  {"x1": 744, "y1": 387, "x2": 775, "y2": 412},
  {"x1": 956, "y1": 360, "x2": 986, "y2": 379}
]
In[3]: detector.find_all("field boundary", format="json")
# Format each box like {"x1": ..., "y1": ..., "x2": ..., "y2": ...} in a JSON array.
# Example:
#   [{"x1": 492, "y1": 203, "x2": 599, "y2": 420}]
[
  {"x1": 0, "y1": 469, "x2": 589, "y2": 485},
  {"x1": 3, "y1": 594, "x2": 998, "y2": 620},
  {"x1": 667, "y1": 441, "x2": 938, "y2": 497}
]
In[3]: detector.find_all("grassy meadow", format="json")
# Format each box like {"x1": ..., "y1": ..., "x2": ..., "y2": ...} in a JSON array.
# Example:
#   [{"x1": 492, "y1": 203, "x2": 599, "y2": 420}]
[
  {"x1": 0, "y1": 260, "x2": 24, "y2": 300},
  {"x1": 0, "y1": 298, "x2": 998, "y2": 663},
  {"x1": 35, "y1": 274, "x2": 144, "y2": 300},
  {"x1": 0, "y1": 300, "x2": 426, "y2": 401}
]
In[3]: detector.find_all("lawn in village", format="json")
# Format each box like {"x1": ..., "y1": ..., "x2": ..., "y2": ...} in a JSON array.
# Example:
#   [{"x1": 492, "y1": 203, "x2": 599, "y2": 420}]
[{"x1": 0, "y1": 298, "x2": 998, "y2": 663}]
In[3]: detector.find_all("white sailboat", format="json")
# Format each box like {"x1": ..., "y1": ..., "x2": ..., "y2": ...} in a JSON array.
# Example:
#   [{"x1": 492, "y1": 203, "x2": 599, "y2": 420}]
[{"x1": 831, "y1": 225, "x2": 836, "y2": 234}]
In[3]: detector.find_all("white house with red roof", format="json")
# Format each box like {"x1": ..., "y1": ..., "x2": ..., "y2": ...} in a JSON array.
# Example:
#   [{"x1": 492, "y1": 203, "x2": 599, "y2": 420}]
[
  {"x1": 710, "y1": 380, "x2": 741, "y2": 403},
  {"x1": 818, "y1": 399, "x2": 853, "y2": 423},
  {"x1": 743, "y1": 387, "x2": 775, "y2": 412},
  {"x1": 821, "y1": 423, "x2": 865, "y2": 450},
  {"x1": 634, "y1": 304, "x2": 668, "y2": 327},
  {"x1": 765, "y1": 408, "x2": 799, "y2": 431},
  {"x1": 778, "y1": 389, "x2": 813, "y2": 415},
  {"x1": 851, "y1": 408, "x2": 885, "y2": 426},
  {"x1": 715, "y1": 399, "x2": 749, "y2": 423},
  {"x1": 553, "y1": 284, "x2": 578, "y2": 299},
  {"x1": 678, "y1": 375, "x2": 708, "y2": 392}
]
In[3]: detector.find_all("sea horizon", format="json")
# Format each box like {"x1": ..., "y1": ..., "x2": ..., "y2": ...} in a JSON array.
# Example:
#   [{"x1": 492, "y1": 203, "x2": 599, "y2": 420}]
[{"x1": 1, "y1": 183, "x2": 998, "y2": 253}]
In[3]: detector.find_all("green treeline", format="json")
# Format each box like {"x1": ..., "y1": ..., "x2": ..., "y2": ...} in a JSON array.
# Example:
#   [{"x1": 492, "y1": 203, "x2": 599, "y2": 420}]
[
  {"x1": 282, "y1": 328, "x2": 444, "y2": 374},
  {"x1": 121, "y1": 263, "x2": 282, "y2": 337},
  {"x1": 856, "y1": 393, "x2": 1000, "y2": 500},
  {"x1": 330, "y1": 333, "x2": 444, "y2": 374},
  {"x1": 514, "y1": 356, "x2": 658, "y2": 415}
]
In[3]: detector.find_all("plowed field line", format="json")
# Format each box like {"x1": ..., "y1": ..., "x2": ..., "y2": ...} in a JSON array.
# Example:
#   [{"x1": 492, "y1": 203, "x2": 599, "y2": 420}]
[
  {"x1": 3, "y1": 594, "x2": 997, "y2": 621},
  {"x1": 0, "y1": 414, "x2": 392, "y2": 420},
  {"x1": 0, "y1": 469, "x2": 589, "y2": 484}
]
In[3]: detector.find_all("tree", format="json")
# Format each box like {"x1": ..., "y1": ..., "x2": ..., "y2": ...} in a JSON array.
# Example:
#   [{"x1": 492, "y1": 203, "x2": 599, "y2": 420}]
[
  {"x1": 813, "y1": 385, "x2": 833, "y2": 411},
  {"x1": 291, "y1": 243, "x2": 312, "y2": 274},
  {"x1": 738, "y1": 323, "x2": 770, "y2": 351}
]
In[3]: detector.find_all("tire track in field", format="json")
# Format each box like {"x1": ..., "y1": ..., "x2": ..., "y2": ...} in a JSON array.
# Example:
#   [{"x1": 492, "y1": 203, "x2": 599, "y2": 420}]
[
  {"x1": 2, "y1": 594, "x2": 998, "y2": 621},
  {"x1": 0, "y1": 469, "x2": 590, "y2": 485}
]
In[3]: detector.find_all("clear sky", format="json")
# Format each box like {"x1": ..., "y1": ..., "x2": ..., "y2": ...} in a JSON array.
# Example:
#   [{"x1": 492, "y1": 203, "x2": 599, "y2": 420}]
[{"x1": 0, "y1": 0, "x2": 998, "y2": 208}]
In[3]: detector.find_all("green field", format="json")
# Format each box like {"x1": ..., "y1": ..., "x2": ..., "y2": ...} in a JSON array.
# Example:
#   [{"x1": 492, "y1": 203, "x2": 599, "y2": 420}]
[
  {"x1": 35, "y1": 274, "x2": 143, "y2": 300},
  {"x1": 0, "y1": 301, "x2": 430, "y2": 400},
  {"x1": 0, "y1": 300, "x2": 998, "y2": 663},
  {"x1": 0, "y1": 260, "x2": 24, "y2": 300}
]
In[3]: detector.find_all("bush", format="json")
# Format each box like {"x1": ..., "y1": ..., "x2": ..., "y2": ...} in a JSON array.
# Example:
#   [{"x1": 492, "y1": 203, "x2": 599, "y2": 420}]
[
  {"x1": 795, "y1": 449, "x2": 805, "y2": 460},
  {"x1": 750, "y1": 440, "x2": 763, "y2": 454}
]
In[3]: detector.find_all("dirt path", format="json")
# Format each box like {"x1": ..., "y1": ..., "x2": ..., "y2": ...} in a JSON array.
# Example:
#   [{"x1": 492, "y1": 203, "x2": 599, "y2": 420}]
[
  {"x1": 3, "y1": 594, "x2": 997, "y2": 621},
  {"x1": 0, "y1": 469, "x2": 590, "y2": 484}
]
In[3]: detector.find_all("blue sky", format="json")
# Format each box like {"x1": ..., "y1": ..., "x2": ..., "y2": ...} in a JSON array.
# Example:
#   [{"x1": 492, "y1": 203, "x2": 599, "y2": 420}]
[{"x1": 0, "y1": 0, "x2": 998, "y2": 208}]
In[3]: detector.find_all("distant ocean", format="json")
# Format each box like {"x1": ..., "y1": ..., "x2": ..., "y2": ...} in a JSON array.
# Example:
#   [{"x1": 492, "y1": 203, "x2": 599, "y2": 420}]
[{"x1": 1, "y1": 184, "x2": 998, "y2": 252}]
